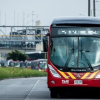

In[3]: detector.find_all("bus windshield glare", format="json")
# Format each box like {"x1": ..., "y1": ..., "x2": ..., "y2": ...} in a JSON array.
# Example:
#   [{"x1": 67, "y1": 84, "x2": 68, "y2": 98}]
[{"x1": 50, "y1": 26, "x2": 100, "y2": 69}]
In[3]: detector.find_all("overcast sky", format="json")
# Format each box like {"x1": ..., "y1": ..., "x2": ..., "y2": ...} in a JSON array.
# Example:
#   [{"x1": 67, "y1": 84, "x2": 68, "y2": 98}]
[{"x1": 0, "y1": 0, "x2": 100, "y2": 26}]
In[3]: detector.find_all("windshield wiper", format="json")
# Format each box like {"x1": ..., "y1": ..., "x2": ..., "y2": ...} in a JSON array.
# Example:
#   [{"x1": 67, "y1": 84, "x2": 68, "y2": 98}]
[
  {"x1": 80, "y1": 41, "x2": 93, "y2": 71},
  {"x1": 65, "y1": 40, "x2": 75, "y2": 68}
]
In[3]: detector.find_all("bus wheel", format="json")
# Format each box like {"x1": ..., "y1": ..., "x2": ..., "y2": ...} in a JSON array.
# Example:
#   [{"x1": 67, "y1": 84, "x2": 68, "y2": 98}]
[{"x1": 50, "y1": 90, "x2": 58, "y2": 98}]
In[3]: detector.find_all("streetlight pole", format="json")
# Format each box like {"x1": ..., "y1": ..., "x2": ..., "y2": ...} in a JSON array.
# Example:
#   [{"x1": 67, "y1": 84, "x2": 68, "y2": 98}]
[
  {"x1": 88, "y1": 0, "x2": 91, "y2": 16},
  {"x1": 93, "y1": 0, "x2": 95, "y2": 16}
]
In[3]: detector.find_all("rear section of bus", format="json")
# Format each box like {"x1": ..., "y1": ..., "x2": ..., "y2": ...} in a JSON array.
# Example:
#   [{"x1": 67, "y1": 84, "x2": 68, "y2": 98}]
[{"x1": 43, "y1": 17, "x2": 100, "y2": 98}]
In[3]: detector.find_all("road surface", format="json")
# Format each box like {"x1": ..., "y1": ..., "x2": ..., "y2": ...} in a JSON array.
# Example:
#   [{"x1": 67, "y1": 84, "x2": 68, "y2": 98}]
[{"x1": 0, "y1": 77, "x2": 99, "y2": 100}]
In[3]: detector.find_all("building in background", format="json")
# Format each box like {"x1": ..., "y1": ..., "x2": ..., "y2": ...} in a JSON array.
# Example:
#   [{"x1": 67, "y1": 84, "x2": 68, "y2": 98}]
[{"x1": 35, "y1": 20, "x2": 41, "y2": 26}]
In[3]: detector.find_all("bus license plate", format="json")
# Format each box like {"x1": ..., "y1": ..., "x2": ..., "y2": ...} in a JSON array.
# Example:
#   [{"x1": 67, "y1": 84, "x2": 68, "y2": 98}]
[{"x1": 74, "y1": 80, "x2": 82, "y2": 84}]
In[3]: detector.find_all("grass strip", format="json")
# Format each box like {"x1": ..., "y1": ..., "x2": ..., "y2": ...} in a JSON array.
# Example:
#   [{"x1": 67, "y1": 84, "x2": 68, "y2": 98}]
[{"x1": 0, "y1": 67, "x2": 47, "y2": 80}]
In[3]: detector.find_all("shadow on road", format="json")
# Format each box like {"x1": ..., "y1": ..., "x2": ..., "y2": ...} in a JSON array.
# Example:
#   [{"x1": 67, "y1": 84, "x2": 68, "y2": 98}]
[
  {"x1": 58, "y1": 92, "x2": 100, "y2": 99},
  {"x1": 27, "y1": 91, "x2": 100, "y2": 99}
]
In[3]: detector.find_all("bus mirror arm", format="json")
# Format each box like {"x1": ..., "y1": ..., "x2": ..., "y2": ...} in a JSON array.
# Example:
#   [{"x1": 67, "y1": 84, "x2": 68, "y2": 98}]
[{"x1": 43, "y1": 36, "x2": 48, "y2": 52}]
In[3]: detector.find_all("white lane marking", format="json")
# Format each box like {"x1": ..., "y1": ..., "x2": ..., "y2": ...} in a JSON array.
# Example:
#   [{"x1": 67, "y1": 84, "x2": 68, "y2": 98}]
[
  {"x1": 32, "y1": 80, "x2": 39, "y2": 90},
  {"x1": 28, "y1": 80, "x2": 39, "y2": 95}
]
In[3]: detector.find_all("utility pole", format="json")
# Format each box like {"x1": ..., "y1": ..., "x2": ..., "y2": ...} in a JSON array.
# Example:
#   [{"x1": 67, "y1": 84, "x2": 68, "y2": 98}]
[
  {"x1": 93, "y1": 0, "x2": 95, "y2": 17},
  {"x1": 5, "y1": 13, "x2": 6, "y2": 33},
  {"x1": 23, "y1": 12, "x2": 25, "y2": 26},
  {"x1": 32, "y1": 11, "x2": 34, "y2": 26},
  {"x1": 0, "y1": 11, "x2": 1, "y2": 36},
  {"x1": 17, "y1": 13, "x2": 19, "y2": 29},
  {"x1": 17, "y1": 13, "x2": 19, "y2": 26},
  {"x1": 0, "y1": 11, "x2": 1, "y2": 25},
  {"x1": 88, "y1": 0, "x2": 90, "y2": 16},
  {"x1": 14, "y1": 10, "x2": 15, "y2": 25}
]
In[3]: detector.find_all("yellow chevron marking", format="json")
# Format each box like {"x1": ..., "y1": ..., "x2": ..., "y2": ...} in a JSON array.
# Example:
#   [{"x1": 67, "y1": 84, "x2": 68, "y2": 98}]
[
  {"x1": 67, "y1": 72, "x2": 76, "y2": 79},
  {"x1": 88, "y1": 70, "x2": 99, "y2": 79},
  {"x1": 58, "y1": 70, "x2": 69, "y2": 79},
  {"x1": 81, "y1": 72, "x2": 90, "y2": 79}
]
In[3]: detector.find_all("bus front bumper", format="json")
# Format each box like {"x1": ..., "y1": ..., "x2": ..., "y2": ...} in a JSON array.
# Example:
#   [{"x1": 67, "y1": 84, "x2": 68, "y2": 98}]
[{"x1": 48, "y1": 78, "x2": 100, "y2": 88}]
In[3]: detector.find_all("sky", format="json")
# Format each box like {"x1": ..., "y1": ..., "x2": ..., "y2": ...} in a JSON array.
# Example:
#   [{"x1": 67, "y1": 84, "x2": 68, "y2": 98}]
[{"x1": 0, "y1": 0, "x2": 100, "y2": 26}]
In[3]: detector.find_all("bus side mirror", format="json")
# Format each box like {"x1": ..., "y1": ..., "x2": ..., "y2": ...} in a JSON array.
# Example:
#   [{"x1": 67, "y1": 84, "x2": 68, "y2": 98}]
[{"x1": 43, "y1": 33, "x2": 49, "y2": 52}]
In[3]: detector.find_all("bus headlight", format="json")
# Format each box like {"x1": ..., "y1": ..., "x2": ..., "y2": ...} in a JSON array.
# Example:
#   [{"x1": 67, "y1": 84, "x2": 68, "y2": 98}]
[
  {"x1": 96, "y1": 73, "x2": 100, "y2": 78},
  {"x1": 48, "y1": 64, "x2": 61, "y2": 78}
]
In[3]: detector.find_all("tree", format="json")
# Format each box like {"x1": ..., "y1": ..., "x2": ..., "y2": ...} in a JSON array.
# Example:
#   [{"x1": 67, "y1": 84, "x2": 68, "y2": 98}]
[{"x1": 7, "y1": 50, "x2": 28, "y2": 61}]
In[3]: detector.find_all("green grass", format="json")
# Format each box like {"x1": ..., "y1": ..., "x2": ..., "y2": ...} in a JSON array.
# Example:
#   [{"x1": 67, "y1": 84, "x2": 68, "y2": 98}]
[{"x1": 0, "y1": 67, "x2": 47, "y2": 80}]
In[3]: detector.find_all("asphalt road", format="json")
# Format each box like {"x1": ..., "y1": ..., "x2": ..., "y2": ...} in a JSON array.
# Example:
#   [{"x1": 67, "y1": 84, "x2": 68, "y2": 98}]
[{"x1": 0, "y1": 77, "x2": 100, "y2": 100}]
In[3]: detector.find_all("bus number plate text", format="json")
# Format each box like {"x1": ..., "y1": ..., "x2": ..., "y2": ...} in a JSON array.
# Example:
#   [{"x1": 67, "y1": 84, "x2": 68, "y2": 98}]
[{"x1": 74, "y1": 80, "x2": 82, "y2": 84}]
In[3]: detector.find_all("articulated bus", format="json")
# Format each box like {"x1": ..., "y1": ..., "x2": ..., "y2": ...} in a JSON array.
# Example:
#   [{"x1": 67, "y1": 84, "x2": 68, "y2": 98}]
[
  {"x1": 43, "y1": 16, "x2": 100, "y2": 98},
  {"x1": 26, "y1": 51, "x2": 47, "y2": 60}
]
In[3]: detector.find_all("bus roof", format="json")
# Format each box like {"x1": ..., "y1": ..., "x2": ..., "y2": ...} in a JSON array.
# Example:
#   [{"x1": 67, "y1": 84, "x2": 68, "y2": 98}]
[
  {"x1": 33, "y1": 59, "x2": 47, "y2": 62},
  {"x1": 25, "y1": 51, "x2": 46, "y2": 54},
  {"x1": 51, "y1": 16, "x2": 100, "y2": 25}
]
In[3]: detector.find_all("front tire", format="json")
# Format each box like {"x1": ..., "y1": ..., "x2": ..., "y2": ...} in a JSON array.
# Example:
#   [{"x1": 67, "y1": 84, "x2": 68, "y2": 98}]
[{"x1": 50, "y1": 89, "x2": 58, "y2": 98}]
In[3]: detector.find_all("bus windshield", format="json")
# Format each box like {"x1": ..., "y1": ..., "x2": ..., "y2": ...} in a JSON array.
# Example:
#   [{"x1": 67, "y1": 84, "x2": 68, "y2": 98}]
[
  {"x1": 39, "y1": 61, "x2": 47, "y2": 70},
  {"x1": 26, "y1": 62, "x2": 31, "y2": 66},
  {"x1": 15, "y1": 62, "x2": 20, "y2": 67},
  {"x1": 50, "y1": 27, "x2": 100, "y2": 68}
]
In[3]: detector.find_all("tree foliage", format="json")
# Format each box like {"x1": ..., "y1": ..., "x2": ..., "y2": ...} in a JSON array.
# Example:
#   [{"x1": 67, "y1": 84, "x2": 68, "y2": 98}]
[{"x1": 7, "y1": 50, "x2": 28, "y2": 61}]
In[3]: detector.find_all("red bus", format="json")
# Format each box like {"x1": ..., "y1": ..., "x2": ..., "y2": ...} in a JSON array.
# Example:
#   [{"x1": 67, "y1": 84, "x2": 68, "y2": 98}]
[
  {"x1": 25, "y1": 60, "x2": 32, "y2": 69},
  {"x1": 43, "y1": 16, "x2": 100, "y2": 98},
  {"x1": 9, "y1": 61, "x2": 20, "y2": 67},
  {"x1": 32, "y1": 59, "x2": 47, "y2": 72}
]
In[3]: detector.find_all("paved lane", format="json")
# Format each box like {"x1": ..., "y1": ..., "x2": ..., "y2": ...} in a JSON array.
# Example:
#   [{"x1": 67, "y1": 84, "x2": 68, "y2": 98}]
[
  {"x1": 0, "y1": 77, "x2": 100, "y2": 100},
  {"x1": 0, "y1": 77, "x2": 46, "y2": 100},
  {"x1": 25, "y1": 77, "x2": 50, "y2": 100}
]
